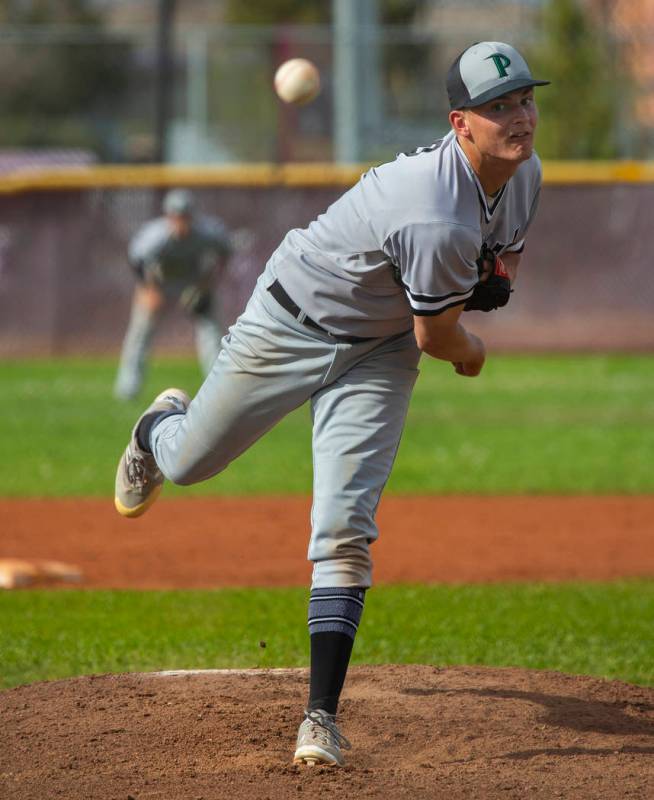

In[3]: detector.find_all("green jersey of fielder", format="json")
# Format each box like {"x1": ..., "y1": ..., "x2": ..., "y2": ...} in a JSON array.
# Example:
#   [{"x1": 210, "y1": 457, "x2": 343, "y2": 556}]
[{"x1": 114, "y1": 42, "x2": 549, "y2": 767}]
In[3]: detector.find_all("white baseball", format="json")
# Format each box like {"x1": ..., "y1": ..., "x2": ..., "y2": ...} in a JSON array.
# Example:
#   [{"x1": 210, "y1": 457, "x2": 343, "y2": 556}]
[{"x1": 274, "y1": 58, "x2": 321, "y2": 105}]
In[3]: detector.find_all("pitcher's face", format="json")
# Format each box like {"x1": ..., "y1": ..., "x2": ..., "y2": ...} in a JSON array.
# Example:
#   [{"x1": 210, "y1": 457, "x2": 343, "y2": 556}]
[{"x1": 453, "y1": 87, "x2": 538, "y2": 164}]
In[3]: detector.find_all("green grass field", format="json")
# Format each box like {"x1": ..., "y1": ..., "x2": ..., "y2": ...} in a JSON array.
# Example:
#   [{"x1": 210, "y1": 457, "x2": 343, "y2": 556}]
[
  {"x1": 1, "y1": 354, "x2": 653, "y2": 691},
  {"x1": 3, "y1": 354, "x2": 653, "y2": 495},
  {"x1": 2, "y1": 582, "x2": 653, "y2": 691}
]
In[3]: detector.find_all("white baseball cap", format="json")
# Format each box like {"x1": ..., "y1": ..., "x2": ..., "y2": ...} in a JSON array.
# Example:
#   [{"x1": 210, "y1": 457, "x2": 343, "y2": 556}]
[
  {"x1": 447, "y1": 41, "x2": 549, "y2": 110},
  {"x1": 163, "y1": 188, "x2": 194, "y2": 216}
]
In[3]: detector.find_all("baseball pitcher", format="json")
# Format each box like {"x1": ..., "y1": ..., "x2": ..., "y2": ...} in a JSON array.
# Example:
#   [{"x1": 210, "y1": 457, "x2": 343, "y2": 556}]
[
  {"x1": 114, "y1": 189, "x2": 233, "y2": 400},
  {"x1": 114, "y1": 42, "x2": 548, "y2": 765}
]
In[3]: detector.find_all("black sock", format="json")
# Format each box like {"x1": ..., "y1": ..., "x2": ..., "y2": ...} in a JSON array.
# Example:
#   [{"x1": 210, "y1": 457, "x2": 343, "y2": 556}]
[
  {"x1": 137, "y1": 408, "x2": 186, "y2": 454},
  {"x1": 305, "y1": 586, "x2": 366, "y2": 717},
  {"x1": 308, "y1": 631, "x2": 354, "y2": 716},
  {"x1": 135, "y1": 412, "x2": 162, "y2": 453}
]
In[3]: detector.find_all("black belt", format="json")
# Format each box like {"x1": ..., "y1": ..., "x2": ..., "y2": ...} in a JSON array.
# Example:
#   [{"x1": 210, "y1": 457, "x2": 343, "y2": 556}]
[{"x1": 267, "y1": 279, "x2": 374, "y2": 344}]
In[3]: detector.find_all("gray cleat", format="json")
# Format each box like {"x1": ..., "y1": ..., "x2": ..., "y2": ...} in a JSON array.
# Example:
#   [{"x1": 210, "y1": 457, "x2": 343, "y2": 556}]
[
  {"x1": 114, "y1": 387, "x2": 190, "y2": 518},
  {"x1": 293, "y1": 709, "x2": 351, "y2": 767}
]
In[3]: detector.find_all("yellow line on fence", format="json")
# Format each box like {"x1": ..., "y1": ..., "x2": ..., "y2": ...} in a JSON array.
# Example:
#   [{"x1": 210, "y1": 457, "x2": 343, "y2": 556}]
[
  {"x1": 0, "y1": 161, "x2": 653, "y2": 194},
  {"x1": 542, "y1": 161, "x2": 654, "y2": 183},
  {"x1": 0, "y1": 163, "x2": 367, "y2": 194}
]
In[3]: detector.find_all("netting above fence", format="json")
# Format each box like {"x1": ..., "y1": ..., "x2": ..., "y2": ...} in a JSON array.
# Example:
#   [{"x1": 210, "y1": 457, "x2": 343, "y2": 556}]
[{"x1": 0, "y1": 167, "x2": 652, "y2": 355}]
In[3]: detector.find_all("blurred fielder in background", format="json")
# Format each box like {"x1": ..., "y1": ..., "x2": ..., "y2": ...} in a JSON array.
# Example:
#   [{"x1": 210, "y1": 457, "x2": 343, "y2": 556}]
[
  {"x1": 114, "y1": 42, "x2": 547, "y2": 766},
  {"x1": 114, "y1": 189, "x2": 233, "y2": 401}
]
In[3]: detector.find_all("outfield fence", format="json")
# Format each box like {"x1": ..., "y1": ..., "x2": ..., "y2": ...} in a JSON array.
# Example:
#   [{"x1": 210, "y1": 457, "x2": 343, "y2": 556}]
[{"x1": 0, "y1": 163, "x2": 652, "y2": 356}]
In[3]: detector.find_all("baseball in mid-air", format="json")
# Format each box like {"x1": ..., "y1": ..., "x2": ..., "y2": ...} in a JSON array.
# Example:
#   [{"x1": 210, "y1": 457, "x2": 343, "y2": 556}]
[{"x1": 274, "y1": 58, "x2": 321, "y2": 105}]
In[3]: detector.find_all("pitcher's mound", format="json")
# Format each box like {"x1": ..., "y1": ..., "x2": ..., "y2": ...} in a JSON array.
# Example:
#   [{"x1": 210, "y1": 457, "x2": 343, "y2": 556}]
[{"x1": 2, "y1": 664, "x2": 653, "y2": 799}]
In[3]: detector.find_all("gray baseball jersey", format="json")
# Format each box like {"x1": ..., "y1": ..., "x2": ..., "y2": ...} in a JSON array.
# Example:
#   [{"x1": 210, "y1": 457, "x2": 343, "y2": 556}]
[
  {"x1": 270, "y1": 129, "x2": 541, "y2": 338},
  {"x1": 115, "y1": 214, "x2": 232, "y2": 401},
  {"x1": 129, "y1": 215, "x2": 232, "y2": 284}
]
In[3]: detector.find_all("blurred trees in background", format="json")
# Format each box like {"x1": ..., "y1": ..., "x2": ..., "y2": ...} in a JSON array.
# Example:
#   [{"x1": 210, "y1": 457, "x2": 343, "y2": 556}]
[
  {"x1": 0, "y1": 0, "x2": 648, "y2": 163},
  {"x1": 529, "y1": 0, "x2": 622, "y2": 158},
  {"x1": 0, "y1": 0, "x2": 130, "y2": 158}
]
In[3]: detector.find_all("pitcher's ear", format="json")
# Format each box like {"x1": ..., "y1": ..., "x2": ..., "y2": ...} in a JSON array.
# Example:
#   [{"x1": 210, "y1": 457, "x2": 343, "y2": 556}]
[{"x1": 449, "y1": 109, "x2": 470, "y2": 137}]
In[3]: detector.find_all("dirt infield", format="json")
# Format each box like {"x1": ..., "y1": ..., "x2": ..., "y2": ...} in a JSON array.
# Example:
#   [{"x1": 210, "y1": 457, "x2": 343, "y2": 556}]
[
  {"x1": 2, "y1": 495, "x2": 654, "y2": 799},
  {"x1": 2, "y1": 665, "x2": 654, "y2": 799},
  {"x1": 2, "y1": 495, "x2": 654, "y2": 587}
]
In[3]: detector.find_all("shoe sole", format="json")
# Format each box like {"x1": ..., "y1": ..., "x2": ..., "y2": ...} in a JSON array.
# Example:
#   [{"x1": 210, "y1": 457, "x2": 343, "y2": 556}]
[
  {"x1": 114, "y1": 483, "x2": 163, "y2": 518},
  {"x1": 293, "y1": 746, "x2": 343, "y2": 767}
]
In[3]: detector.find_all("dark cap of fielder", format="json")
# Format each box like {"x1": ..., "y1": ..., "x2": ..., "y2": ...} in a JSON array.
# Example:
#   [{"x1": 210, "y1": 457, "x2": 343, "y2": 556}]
[{"x1": 447, "y1": 41, "x2": 549, "y2": 110}]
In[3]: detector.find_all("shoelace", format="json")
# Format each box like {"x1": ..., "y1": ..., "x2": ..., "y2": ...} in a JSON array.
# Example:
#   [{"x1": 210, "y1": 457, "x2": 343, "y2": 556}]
[
  {"x1": 126, "y1": 453, "x2": 147, "y2": 490},
  {"x1": 304, "y1": 710, "x2": 351, "y2": 751}
]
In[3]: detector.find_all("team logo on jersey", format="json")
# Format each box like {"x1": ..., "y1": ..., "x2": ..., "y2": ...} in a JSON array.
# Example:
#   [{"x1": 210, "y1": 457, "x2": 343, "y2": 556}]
[{"x1": 486, "y1": 53, "x2": 511, "y2": 78}]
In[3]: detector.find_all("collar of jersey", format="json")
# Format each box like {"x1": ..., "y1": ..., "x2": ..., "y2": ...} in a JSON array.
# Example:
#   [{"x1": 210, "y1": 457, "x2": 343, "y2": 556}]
[{"x1": 453, "y1": 137, "x2": 507, "y2": 224}]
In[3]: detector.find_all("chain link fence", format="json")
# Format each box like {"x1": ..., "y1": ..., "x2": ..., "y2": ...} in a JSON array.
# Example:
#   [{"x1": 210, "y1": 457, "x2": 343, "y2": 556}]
[{"x1": 0, "y1": 4, "x2": 653, "y2": 164}]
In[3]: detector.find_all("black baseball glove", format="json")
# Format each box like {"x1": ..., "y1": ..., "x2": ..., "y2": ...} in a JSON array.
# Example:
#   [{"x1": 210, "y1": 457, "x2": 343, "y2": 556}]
[
  {"x1": 464, "y1": 245, "x2": 512, "y2": 312},
  {"x1": 179, "y1": 285, "x2": 212, "y2": 315},
  {"x1": 130, "y1": 257, "x2": 164, "y2": 286}
]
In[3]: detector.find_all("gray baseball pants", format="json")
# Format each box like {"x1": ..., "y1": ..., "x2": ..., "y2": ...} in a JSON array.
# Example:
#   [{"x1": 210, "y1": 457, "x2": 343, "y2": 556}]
[
  {"x1": 114, "y1": 291, "x2": 223, "y2": 400},
  {"x1": 150, "y1": 267, "x2": 420, "y2": 589}
]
